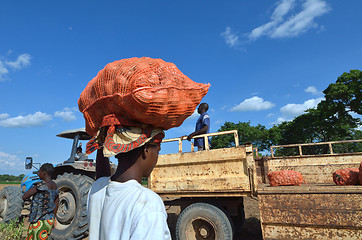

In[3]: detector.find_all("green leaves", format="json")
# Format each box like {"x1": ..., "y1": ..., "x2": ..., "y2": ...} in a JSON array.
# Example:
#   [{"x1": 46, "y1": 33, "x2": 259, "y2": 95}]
[
  {"x1": 211, "y1": 121, "x2": 271, "y2": 151},
  {"x1": 211, "y1": 70, "x2": 361, "y2": 156}
]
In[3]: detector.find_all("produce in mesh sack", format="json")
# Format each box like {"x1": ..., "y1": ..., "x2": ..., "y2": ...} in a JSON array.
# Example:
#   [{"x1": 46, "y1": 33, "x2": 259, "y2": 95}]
[
  {"x1": 359, "y1": 162, "x2": 362, "y2": 185},
  {"x1": 268, "y1": 170, "x2": 305, "y2": 187},
  {"x1": 78, "y1": 57, "x2": 210, "y2": 136},
  {"x1": 333, "y1": 168, "x2": 359, "y2": 186}
]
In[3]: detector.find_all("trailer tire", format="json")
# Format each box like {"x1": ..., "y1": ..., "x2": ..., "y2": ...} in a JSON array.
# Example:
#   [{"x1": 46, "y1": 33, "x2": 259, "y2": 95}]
[
  {"x1": 0, "y1": 186, "x2": 23, "y2": 224},
  {"x1": 176, "y1": 202, "x2": 233, "y2": 240},
  {"x1": 52, "y1": 173, "x2": 94, "y2": 240}
]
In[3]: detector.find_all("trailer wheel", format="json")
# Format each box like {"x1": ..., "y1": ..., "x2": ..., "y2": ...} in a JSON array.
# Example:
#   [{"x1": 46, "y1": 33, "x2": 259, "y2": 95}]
[
  {"x1": 0, "y1": 186, "x2": 23, "y2": 224},
  {"x1": 52, "y1": 173, "x2": 94, "y2": 240},
  {"x1": 176, "y1": 203, "x2": 233, "y2": 240}
]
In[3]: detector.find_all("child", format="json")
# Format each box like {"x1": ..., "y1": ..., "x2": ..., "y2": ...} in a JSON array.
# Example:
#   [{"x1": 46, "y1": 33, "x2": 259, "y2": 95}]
[
  {"x1": 23, "y1": 163, "x2": 59, "y2": 240},
  {"x1": 87, "y1": 124, "x2": 171, "y2": 240}
]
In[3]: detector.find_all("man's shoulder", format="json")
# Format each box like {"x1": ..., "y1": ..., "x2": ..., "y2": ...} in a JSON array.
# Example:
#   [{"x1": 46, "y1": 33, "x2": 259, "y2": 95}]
[
  {"x1": 90, "y1": 177, "x2": 109, "y2": 194},
  {"x1": 202, "y1": 112, "x2": 210, "y2": 121},
  {"x1": 136, "y1": 184, "x2": 162, "y2": 201}
]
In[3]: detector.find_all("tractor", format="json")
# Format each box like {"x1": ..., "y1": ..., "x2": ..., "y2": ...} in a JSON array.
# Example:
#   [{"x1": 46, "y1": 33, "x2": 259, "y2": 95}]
[{"x1": 0, "y1": 128, "x2": 99, "y2": 240}]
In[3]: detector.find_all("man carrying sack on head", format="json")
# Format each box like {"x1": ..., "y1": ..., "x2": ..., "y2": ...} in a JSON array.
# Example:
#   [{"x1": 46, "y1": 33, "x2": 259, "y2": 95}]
[{"x1": 79, "y1": 57, "x2": 209, "y2": 240}]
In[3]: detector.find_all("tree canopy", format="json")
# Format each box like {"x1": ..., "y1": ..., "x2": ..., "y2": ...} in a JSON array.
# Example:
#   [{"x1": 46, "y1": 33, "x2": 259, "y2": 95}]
[
  {"x1": 0, "y1": 174, "x2": 25, "y2": 182},
  {"x1": 211, "y1": 70, "x2": 361, "y2": 155}
]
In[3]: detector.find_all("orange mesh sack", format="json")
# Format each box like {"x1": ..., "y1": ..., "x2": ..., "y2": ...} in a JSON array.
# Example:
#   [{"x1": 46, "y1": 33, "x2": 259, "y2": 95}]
[
  {"x1": 78, "y1": 57, "x2": 210, "y2": 136},
  {"x1": 268, "y1": 170, "x2": 305, "y2": 187},
  {"x1": 359, "y1": 162, "x2": 362, "y2": 185},
  {"x1": 333, "y1": 168, "x2": 360, "y2": 186}
]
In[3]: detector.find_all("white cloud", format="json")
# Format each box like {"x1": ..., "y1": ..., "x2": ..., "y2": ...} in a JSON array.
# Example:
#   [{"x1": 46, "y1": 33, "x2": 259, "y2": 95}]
[
  {"x1": 248, "y1": 0, "x2": 330, "y2": 40},
  {"x1": 304, "y1": 86, "x2": 321, "y2": 95},
  {"x1": 185, "y1": 110, "x2": 199, "y2": 121},
  {"x1": 0, "y1": 151, "x2": 19, "y2": 168},
  {"x1": 0, "y1": 113, "x2": 9, "y2": 119},
  {"x1": 0, "y1": 61, "x2": 9, "y2": 81},
  {"x1": 5, "y1": 54, "x2": 31, "y2": 70},
  {"x1": 231, "y1": 96, "x2": 275, "y2": 112},
  {"x1": 0, "y1": 53, "x2": 31, "y2": 81},
  {"x1": 280, "y1": 97, "x2": 324, "y2": 117},
  {"x1": 275, "y1": 116, "x2": 292, "y2": 124},
  {"x1": 54, "y1": 107, "x2": 77, "y2": 122},
  {"x1": 0, "y1": 112, "x2": 52, "y2": 128},
  {"x1": 221, "y1": 27, "x2": 240, "y2": 47}
]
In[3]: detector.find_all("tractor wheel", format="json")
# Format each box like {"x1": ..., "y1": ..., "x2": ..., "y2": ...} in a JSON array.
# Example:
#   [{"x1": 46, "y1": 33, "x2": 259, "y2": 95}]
[
  {"x1": 176, "y1": 203, "x2": 233, "y2": 240},
  {"x1": 0, "y1": 186, "x2": 23, "y2": 224},
  {"x1": 52, "y1": 173, "x2": 94, "y2": 240}
]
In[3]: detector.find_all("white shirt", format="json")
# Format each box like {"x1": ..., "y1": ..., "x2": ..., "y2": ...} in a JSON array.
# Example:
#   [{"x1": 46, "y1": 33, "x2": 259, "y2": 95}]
[{"x1": 87, "y1": 177, "x2": 171, "y2": 240}]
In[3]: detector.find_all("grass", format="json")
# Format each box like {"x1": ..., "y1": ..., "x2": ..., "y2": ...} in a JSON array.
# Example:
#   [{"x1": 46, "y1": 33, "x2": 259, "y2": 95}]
[
  {"x1": 0, "y1": 181, "x2": 21, "y2": 185},
  {"x1": 0, "y1": 219, "x2": 26, "y2": 240}
]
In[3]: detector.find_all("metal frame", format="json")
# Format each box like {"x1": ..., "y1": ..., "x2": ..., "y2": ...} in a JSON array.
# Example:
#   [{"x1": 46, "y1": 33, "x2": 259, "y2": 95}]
[
  {"x1": 270, "y1": 139, "x2": 362, "y2": 158},
  {"x1": 161, "y1": 130, "x2": 239, "y2": 153}
]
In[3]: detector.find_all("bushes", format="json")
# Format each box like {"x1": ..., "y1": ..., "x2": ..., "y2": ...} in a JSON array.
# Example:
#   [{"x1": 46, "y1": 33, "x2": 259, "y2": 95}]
[{"x1": 0, "y1": 219, "x2": 26, "y2": 240}]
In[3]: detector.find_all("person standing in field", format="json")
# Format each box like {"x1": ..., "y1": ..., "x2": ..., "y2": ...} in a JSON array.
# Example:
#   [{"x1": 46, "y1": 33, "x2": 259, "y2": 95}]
[
  {"x1": 187, "y1": 103, "x2": 211, "y2": 150},
  {"x1": 23, "y1": 163, "x2": 59, "y2": 240},
  {"x1": 86, "y1": 123, "x2": 171, "y2": 240}
]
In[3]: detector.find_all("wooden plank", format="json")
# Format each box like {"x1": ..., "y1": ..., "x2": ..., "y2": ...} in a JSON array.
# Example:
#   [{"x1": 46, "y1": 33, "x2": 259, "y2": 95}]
[
  {"x1": 258, "y1": 187, "x2": 362, "y2": 239},
  {"x1": 262, "y1": 225, "x2": 362, "y2": 240},
  {"x1": 259, "y1": 193, "x2": 362, "y2": 211},
  {"x1": 258, "y1": 184, "x2": 362, "y2": 194},
  {"x1": 149, "y1": 147, "x2": 251, "y2": 197}
]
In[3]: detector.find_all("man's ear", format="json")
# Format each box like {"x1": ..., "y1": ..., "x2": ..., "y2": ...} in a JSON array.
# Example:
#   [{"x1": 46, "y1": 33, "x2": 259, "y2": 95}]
[{"x1": 142, "y1": 144, "x2": 149, "y2": 159}]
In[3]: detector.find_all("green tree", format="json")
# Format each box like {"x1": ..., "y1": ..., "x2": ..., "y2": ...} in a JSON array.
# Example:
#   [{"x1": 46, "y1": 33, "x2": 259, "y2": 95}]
[
  {"x1": 212, "y1": 70, "x2": 361, "y2": 156},
  {"x1": 17, "y1": 174, "x2": 25, "y2": 181},
  {"x1": 211, "y1": 121, "x2": 270, "y2": 152},
  {"x1": 323, "y1": 69, "x2": 361, "y2": 115},
  {"x1": 271, "y1": 70, "x2": 361, "y2": 155}
]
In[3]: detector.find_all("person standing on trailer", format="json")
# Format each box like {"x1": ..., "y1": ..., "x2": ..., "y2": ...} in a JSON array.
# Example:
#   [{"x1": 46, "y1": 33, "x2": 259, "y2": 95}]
[{"x1": 187, "y1": 103, "x2": 211, "y2": 150}]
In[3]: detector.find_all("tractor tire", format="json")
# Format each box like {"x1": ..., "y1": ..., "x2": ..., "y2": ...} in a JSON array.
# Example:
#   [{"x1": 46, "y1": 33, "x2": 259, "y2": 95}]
[
  {"x1": 0, "y1": 186, "x2": 23, "y2": 224},
  {"x1": 52, "y1": 173, "x2": 94, "y2": 240},
  {"x1": 176, "y1": 202, "x2": 233, "y2": 240}
]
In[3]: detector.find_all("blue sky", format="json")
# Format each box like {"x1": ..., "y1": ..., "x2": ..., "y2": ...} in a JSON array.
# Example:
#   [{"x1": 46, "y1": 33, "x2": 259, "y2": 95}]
[{"x1": 0, "y1": 0, "x2": 361, "y2": 175}]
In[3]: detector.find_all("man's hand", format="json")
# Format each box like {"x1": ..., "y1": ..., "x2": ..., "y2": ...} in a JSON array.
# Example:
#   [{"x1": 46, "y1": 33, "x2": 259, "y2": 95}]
[{"x1": 187, "y1": 133, "x2": 195, "y2": 141}]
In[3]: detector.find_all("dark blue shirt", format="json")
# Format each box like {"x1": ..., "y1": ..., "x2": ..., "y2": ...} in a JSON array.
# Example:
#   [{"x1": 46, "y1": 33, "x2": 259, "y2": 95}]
[
  {"x1": 194, "y1": 112, "x2": 210, "y2": 147},
  {"x1": 28, "y1": 181, "x2": 59, "y2": 223}
]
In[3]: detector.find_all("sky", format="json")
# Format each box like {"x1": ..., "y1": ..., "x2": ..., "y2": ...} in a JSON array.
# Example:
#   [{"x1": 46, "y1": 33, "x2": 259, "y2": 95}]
[{"x1": 0, "y1": 0, "x2": 361, "y2": 175}]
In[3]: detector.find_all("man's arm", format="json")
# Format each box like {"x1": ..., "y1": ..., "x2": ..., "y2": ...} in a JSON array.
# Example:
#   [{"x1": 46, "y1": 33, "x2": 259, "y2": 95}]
[
  {"x1": 187, "y1": 125, "x2": 208, "y2": 141},
  {"x1": 96, "y1": 148, "x2": 111, "y2": 179},
  {"x1": 22, "y1": 186, "x2": 37, "y2": 200}
]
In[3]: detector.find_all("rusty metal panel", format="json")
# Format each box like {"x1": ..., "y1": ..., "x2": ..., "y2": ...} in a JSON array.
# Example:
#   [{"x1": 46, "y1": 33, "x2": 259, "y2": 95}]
[
  {"x1": 258, "y1": 185, "x2": 362, "y2": 239},
  {"x1": 262, "y1": 225, "x2": 362, "y2": 240},
  {"x1": 267, "y1": 153, "x2": 362, "y2": 184},
  {"x1": 149, "y1": 147, "x2": 252, "y2": 197}
]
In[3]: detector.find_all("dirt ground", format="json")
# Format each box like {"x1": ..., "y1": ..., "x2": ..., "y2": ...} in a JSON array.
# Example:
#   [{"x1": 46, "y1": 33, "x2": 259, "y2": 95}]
[
  {"x1": 1, "y1": 184, "x2": 262, "y2": 240},
  {"x1": 0, "y1": 183, "x2": 19, "y2": 191}
]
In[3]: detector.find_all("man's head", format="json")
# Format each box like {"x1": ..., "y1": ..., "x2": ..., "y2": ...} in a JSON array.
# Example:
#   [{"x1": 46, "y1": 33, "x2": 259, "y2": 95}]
[
  {"x1": 197, "y1": 103, "x2": 209, "y2": 114},
  {"x1": 115, "y1": 142, "x2": 161, "y2": 177}
]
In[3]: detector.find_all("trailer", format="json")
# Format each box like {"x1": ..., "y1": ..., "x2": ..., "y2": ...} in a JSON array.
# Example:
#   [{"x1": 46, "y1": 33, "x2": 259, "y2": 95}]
[
  {"x1": 259, "y1": 140, "x2": 362, "y2": 240},
  {"x1": 149, "y1": 130, "x2": 256, "y2": 239},
  {"x1": 149, "y1": 132, "x2": 362, "y2": 240}
]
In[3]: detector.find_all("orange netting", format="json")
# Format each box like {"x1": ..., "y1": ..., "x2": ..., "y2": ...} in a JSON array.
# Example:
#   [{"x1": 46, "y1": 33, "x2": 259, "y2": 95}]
[
  {"x1": 359, "y1": 162, "x2": 362, "y2": 185},
  {"x1": 333, "y1": 168, "x2": 360, "y2": 186},
  {"x1": 78, "y1": 57, "x2": 210, "y2": 136},
  {"x1": 268, "y1": 170, "x2": 305, "y2": 187}
]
